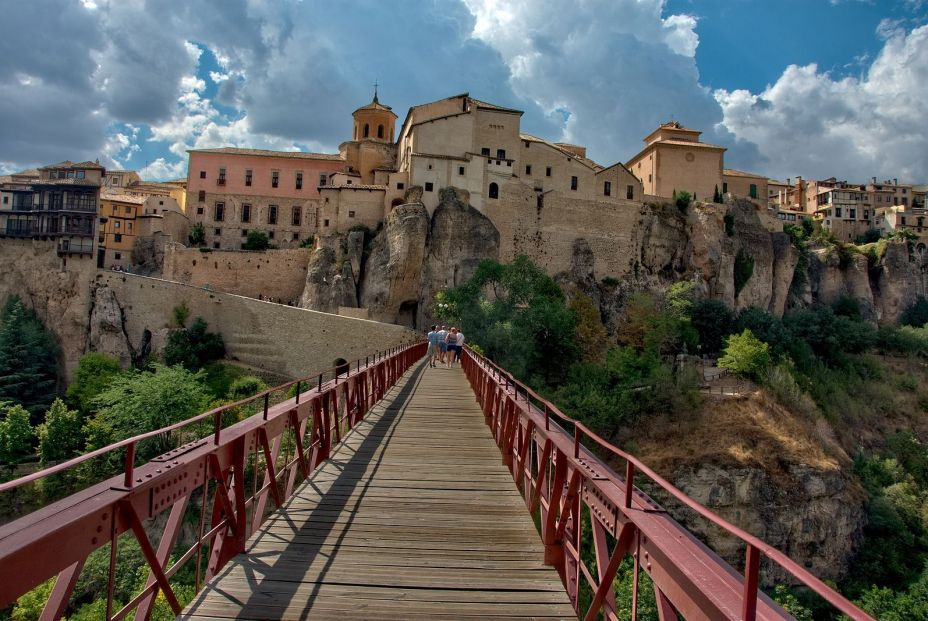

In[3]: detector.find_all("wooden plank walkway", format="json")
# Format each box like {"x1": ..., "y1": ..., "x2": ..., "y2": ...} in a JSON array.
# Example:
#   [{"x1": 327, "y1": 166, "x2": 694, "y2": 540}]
[{"x1": 180, "y1": 359, "x2": 575, "y2": 620}]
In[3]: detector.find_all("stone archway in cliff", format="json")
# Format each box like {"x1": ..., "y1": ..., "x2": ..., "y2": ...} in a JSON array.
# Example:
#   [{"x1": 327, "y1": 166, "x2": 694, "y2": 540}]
[{"x1": 397, "y1": 300, "x2": 418, "y2": 330}]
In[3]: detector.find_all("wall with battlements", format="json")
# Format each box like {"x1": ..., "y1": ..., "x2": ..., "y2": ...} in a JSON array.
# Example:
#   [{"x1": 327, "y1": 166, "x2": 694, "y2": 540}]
[
  {"x1": 162, "y1": 244, "x2": 311, "y2": 303},
  {"x1": 99, "y1": 272, "x2": 418, "y2": 379}
]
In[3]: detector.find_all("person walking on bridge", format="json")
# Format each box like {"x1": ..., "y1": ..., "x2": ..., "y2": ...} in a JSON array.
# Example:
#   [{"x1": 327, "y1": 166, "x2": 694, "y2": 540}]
[
  {"x1": 426, "y1": 325, "x2": 440, "y2": 368},
  {"x1": 453, "y1": 328, "x2": 465, "y2": 367},
  {"x1": 437, "y1": 325, "x2": 449, "y2": 365},
  {"x1": 446, "y1": 327, "x2": 459, "y2": 368}
]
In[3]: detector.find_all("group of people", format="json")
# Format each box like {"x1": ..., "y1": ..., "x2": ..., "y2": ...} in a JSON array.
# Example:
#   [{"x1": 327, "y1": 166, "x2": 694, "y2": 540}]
[{"x1": 426, "y1": 325, "x2": 465, "y2": 368}]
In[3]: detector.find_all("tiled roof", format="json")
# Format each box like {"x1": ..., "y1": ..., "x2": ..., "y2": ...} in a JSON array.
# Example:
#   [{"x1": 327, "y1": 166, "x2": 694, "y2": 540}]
[
  {"x1": 320, "y1": 183, "x2": 387, "y2": 191},
  {"x1": 33, "y1": 178, "x2": 101, "y2": 187},
  {"x1": 40, "y1": 160, "x2": 105, "y2": 170},
  {"x1": 654, "y1": 139, "x2": 726, "y2": 150},
  {"x1": 470, "y1": 98, "x2": 523, "y2": 114},
  {"x1": 723, "y1": 168, "x2": 767, "y2": 179},
  {"x1": 101, "y1": 192, "x2": 147, "y2": 205},
  {"x1": 519, "y1": 134, "x2": 602, "y2": 170},
  {"x1": 188, "y1": 147, "x2": 344, "y2": 162}
]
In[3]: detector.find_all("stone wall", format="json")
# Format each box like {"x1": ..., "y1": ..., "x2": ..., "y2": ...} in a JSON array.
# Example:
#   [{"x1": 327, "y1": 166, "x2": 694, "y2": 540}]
[
  {"x1": 162, "y1": 244, "x2": 312, "y2": 303},
  {"x1": 99, "y1": 272, "x2": 418, "y2": 379}
]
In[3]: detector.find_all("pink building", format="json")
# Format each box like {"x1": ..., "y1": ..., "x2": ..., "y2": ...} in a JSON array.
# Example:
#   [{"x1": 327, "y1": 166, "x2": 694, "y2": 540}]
[{"x1": 186, "y1": 148, "x2": 346, "y2": 249}]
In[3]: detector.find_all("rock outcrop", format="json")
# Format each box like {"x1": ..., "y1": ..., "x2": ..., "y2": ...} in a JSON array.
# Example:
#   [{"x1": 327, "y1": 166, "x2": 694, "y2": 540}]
[
  {"x1": 88, "y1": 284, "x2": 133, "y2": 367},
  {"x1": 299, "y1": 243, "x2": 359, "y2": 313}
]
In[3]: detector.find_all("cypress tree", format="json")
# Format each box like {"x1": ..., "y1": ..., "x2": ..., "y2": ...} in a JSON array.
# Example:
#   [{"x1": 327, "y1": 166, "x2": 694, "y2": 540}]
[{"x1": 0, "y1": 297, "x2": 60, "y2": 423}]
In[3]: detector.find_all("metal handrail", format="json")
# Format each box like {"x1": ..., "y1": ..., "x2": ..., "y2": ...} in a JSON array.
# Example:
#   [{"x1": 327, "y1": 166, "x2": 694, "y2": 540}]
[{"x1": 465, "y1": 346, "x2": 872, "y2": 620}]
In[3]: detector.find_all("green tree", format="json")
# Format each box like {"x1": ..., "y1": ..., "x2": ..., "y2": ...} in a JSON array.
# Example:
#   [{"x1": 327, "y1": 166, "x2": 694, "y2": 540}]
[
  {"x1": 718, "y1": 329, "x2": 769, "y2": 380},
  {"x1": 242, "y1": 230, "x2": 270, "y2": 250},
  {"x1": 65, "y1": 352, "x2": 121, "y2": 416},
  {"x1": 36, "y1": 398, "x2": 83, "y2": 464},
  {"x1": 187, "y1": 222, "x2": 205, "y2": 246},
  {"x1": 88, "y1": 364, "x2": 210, "y2": 457},
  {"x1": 0, "y1": 296, "x2": 61, "y2": 421},
  {"x1": 570, "y1": 292, "x2": 609, "y2": 363},
  {"x1": 172, "y1": 302, "x2": 191, "y2": 328},
  {"x1": 163, "y1": 317, "x2": 226, "y2": 371},
  {"x1": 902, "y1": 296, "x2": 928, "y2": 328},
  {"x1": 227, "y1": 375, "x2": 268, "y2": 400},
  {"x1": 0, "y1": 403, "x2": 35, "y2": 464},
  {"x1": 10, "y1": 578, "x2": 54, "y2": 621},
  {"x1": 690, "y1": 299, "x2": 736, "y2": 355}
]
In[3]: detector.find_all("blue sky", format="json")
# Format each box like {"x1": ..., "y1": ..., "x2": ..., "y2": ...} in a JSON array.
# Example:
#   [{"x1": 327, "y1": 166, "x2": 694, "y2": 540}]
[{"x1": 1, "y1": 0, "x2": 926, "y2": 183}]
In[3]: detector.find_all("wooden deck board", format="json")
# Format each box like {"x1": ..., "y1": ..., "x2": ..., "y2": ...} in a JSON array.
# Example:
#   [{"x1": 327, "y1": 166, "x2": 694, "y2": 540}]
[{"x1": 179, "y1": 361, "x2": 575, "y2": 620}]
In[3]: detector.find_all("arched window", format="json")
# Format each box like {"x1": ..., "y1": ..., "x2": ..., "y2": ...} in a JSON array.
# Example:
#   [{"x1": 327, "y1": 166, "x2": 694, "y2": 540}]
[
  {"x1": 377, "y1": 124, "x2": 384, "y2": 139},
  {"x1": 488, "y1": 182, "x2": 499, "y2": 199},
  {"x1": 363, "y1": 124, "x2": 369, "y2": 138}
]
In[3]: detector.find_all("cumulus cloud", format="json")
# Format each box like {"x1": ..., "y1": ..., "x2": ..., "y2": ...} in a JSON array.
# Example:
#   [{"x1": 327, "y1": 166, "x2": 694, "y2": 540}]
[{"x1": 714, "y1": 24, "x2": 928, "y2": 182}]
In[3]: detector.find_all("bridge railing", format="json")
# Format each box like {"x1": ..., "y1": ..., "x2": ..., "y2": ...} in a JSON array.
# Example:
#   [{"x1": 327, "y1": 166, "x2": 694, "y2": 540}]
[
  {"x1": 461, "y1": 347, "x2": 873, "y2": 621},
  {"x1": 0, "y1": 342, "x2": 426, "y2": 621}
]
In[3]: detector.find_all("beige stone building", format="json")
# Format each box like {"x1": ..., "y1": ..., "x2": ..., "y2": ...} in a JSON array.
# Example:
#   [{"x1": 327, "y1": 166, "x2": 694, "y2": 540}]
[
  {"x1": 626, "y1": 121, "x2": 724, "y2": 202},
  {"x1": 722, "y1": 169, "x2": 767, "y2": 208}
]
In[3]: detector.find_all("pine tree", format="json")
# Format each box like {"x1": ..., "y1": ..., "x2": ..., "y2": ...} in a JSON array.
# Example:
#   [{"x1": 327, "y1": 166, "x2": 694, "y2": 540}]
[{"x1": 0, "y1": 297, "x2": 60, "y2": 422}]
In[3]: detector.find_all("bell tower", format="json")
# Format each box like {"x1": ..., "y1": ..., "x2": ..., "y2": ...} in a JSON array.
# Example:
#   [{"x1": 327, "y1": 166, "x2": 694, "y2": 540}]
[{"x1": 352, "y1": 84, "x2": 397, "y2": 143}]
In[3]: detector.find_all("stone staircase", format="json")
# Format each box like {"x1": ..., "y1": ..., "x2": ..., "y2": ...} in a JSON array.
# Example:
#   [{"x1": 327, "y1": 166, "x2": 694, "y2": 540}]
[{"x1": 223, "y1": 331, "x2": 287, "y2": 376}]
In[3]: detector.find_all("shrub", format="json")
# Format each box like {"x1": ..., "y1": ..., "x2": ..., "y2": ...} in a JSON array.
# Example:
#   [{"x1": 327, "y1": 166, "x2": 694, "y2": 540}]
[
  {"x1": 734, "y1": 249, "x2": 754, "y2": 297},
  {"x1": 227, "y1": 376, "x2": 268, "y2": 401},
  {"x1": 0, "y1": 403, "x2": 34, "y2": 464},
  {"x1": 601, "y1": 276, "x2": 620, "y2": 287},
  {"x1": 187, "y1": 222, "x2": 205, "y2": 246},
  {"x1": 163, "y1": 317, "x2": 226, "y2": 371},
  {"x1": 832, "y1": 295, "x2": 862, "y2": 320},
  {"x1": 242, "y1": 230, "x2": 270, "y2": 251},
  {"x1": 718, "y1": 329, "x2": 769, "y2": 380},
  {"x1": 762, "y1": 362, "x2": 817, "y2": 418},
  {"x1": 690, "y1": 298, "x2": 736, "y2": 355},
  {"x1": 672, "y1": 189, "x2": 692, "y2": 211},
  {"x1": 172, "y1": 302, "x2": 190, "y2": 328},
  {"x1": 855, "y1": 228, "x2": 882, "y2": 245},
  {"x1": 36, "y1": 399, "x2": 82, "y2": 464},
  {"x1": 65, "y1": 352, "x2": 121, "y2": 415},
  {"x1": 901, "y1": 296, "x2": 928, "y2": 328},
  {"x1": 0, "y1": 296, "x2": 61, "y2": 421},
  {"x1": 299, "y1": 235, "x2": 315, "y2": 249}
]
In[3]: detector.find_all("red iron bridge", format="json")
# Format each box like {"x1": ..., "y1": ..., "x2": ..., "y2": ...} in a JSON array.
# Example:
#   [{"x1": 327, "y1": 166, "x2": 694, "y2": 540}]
[{"x1": 0, "y1": 344, "x2": 874, "y2": 620}]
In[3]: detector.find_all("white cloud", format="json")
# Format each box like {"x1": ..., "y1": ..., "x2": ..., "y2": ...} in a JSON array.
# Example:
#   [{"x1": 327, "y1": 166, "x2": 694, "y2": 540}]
[
  {"x1": 715, "y1": 24, "x2": 928, "y2": 182},
  {"x1": 139, "y1": 157, "x2": 186, "y2": 181}
]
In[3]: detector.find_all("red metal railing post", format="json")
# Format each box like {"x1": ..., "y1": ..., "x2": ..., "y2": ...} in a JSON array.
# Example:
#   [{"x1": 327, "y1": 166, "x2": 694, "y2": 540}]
[
  {"x1": 742, "y1": 544, "x2": 760, "y2": 621},
  {"x1": 263, "y1": 393, "x2": 269, "y2": 420},
  {"x1": 213, "y1": 411, "x2": 221, "y2": 445},
  {"x1": 624, "y1": 461, "x2": 635, "y2": 509},
  {"x1": 123, "y1": 441, "x2": 136, "y2": 488},
  {"x1": 573, "y1": 427, "x2": 580, "y2": 459},
  {"x1": 295, "y1": 381, "x2": 301, "y2": 404}
]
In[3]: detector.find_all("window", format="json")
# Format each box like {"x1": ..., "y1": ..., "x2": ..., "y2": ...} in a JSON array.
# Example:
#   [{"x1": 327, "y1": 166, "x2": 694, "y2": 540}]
[
  {"x1": 196, "y1": 207, "x2": 203, "y2": 215},
  {"x1": 850, "y1": 208, "x2": 856, "y2": 219},
  {"x1": 864, "y1": 210, "x2": 870, "y2": 218},
  {"x1": 525, "y1": 165, "x2": 532, "y2": 175},
  {"x1": 242, "y1": 229, "x2": 248, "y2": 237},
  {"x1": 158, "y1": 200, "x2": 164, "y2": 205},
  {"x1": 648, "y1": 174, "x2": 652, "y2": 183},
  {"x1": 214, "y1": 202, "x2": 225, "y2": 221},
  {"x1": 497, "y1": 149, "x2": 506, "y2": 159},
  {"x1": 76, "y1": 171, "x2": 85, "y2": 179},
  {"x1": 296, "y1": 172, "x2": 303, "y2": 190},
  {"x1": 245, "y1": 169, "x2": 252, "y2": 186},
  {"x1": 546, "y1": 167, "x2": 552, "y2": 177},
  {"x1": 292, "y1": 205, "x2": 301, "y2": 226},
  {"x1": 488, "y1": 182, "x2": 499, "y2": 199},
  {"x1": 902, "y1": 216, "x2": 907, "y2": 225},
  {"x1": 835, "y1": 207, "x2": 842, "y2": 218},
  {"x1": 114, "y1": 252, "x2": 121, "y2": 260},
  {"x1": 722, "y1": 182, "x2": 728, "y2": 194},
  {"x1": 348, "y1": 210, "x2": 356, "y2": 218},
  {"x1": 604, "y1": 181, "x2": 611, "y2": 196},
  {"x1": 626, "y1": 185, "x2": 634, "y2": 200},
  {"x1": 199, "y1": 171, "x2": 206, "y2": 179},
  {"x1": 268, "y1": 231, "x2": 275, "y2": 239},
  {"x1": 114, "y1": 234, "x2": 122, "y2": 242},
  {"x1": 319, "y1": 173, "x2": 327, "y2": 187},
  {"x1": 218, "y1": 167, "x2": 226, "y2": 185},
  {"x1": 268, "y1": 204, "x2": 278, "y2": 224},
  {"x1": 481, "y1": 147, "x2": 490, "y2": 156},
  {"x1": 903, "y1": 198, "x2": 909, "y2": 207},
  {"x1": 459, "y1": 166, "x2": 465, "y2": 175},
  {"x1": 292, "y1": 233, "x2": 299, "y2": 241},
  {"x1": 524, "y1": 141, "x2": 530, "y2": 148},
  {"x1": 213, "y1": 241, "x2": 220, "y2": 249},
  {"x1": 363, "y1": 124, "x2": 369, "y2": 138},
  {"x1": 570, "y1": 176, "x2": 578, "y2": 191},
  {"x1": 271, "y1": 171, "x2": 279, "y2": 188},
  {"x1": 428, "y1": 164, "x2": 432, "y2": 170},
  {"x1": 397, "y1": 182, "x2": 405, "y2": 190},
  {"x1": 324, "y1": 219, "x2": 330, "y2": 227},
  {"x1": 198, "y1": 190, "x2": 205, "y2": 202},
  {"x1": 127, "y1": 222, "x2": 132, "y2": 231},
  {"x1": 425, "y1": 182, "x2": 434, "y2": 192},
  {"x1": 377, "y1": 124, "x2": 384, "y2": 139},
  {"x1": 749, "y1": 184, "x2": 757, "y2": 199},
  {"x1": 125, "y1": 206, "x2": 131, "y2": 214},
  {"x1": 114, "y1": 221, "x2": 121, "y2": 229},
  {"x1": 1, "y1": 197, "x2": 6, "y2": 204},
  {"x1": 241, "y1": 203, "x2": 251, "y2": 223}
]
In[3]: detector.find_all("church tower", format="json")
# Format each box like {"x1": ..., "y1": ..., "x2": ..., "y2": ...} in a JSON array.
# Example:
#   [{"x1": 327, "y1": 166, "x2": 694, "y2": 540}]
[{"x1": 351, "y1": 86, "x2": 397, "y2": 142}]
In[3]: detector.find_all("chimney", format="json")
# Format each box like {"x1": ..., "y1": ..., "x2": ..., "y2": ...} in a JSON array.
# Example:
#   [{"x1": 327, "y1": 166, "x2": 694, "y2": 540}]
[
  {"x1": 787, "y1": 177, "x2": 791, "y2": 186},
  {"x1": 894, "y1": 178, "x2": 898, "y2": 186},
  {"x1": 872, "y1": 176, "x2": 877, "y2": 184}
]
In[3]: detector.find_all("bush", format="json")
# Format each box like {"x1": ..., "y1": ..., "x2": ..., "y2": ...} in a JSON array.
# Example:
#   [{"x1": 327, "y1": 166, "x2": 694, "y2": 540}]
[
  {"x1": 718, "y1": 329, "x2": 769, "y2": 380},
  {"x1": 855, "y1": 228, "x2": 882, "y2": 245},
  {"x1": 832, "y1": 295, "x2": 862, "y2": 320},
  {"x1": 227, "y1": 376, "x2": 268, "y2": 401},
  {"x1": 242, "y1": 230, "x2": 270, "y2": 251},
  {"x1": 690, "y1": 299, "x2": 736, "y2": 355},
  {"x1": 734, "y1": 249, "x2": 754, "y2": 297},
  {"x1": 901, "y1": 296, "x2": 928, "y2": 328},
  {"x1": 299, "y1": 235, "x2": 315, "y2": 249},
  {"x1": 187, "y1": 222, "x2": 205, "y2": 246},
  {"x1": 0, "y1": 403, "x2": 34, "y2": 464},
  {"x1": 762, "y1": 362, "x2": 817, "y2": 417},
  {"x1": 163, "y1": 317, "x2": 226, "y2": 371},
  {"x1": 672, "y1": 189, "x2": 692, "y2": 211},
  {"x1": 65, "y1": 352, "x2": 121, "y2": 416},
  {"x1": 601, "y1": 276, "x2": 620, "y2": 287}
]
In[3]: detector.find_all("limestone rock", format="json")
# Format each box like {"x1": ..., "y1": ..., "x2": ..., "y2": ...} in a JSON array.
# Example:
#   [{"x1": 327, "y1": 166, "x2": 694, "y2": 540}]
[
  {"x1": 359, "y1": 202, "x2": 430, "y2": 326},
  {"x1": 872, "y1": 240, "x2": 928, "y2": 323},
  {"x1": 299, "y1": 245, "x2": 358, "y2": 313},
  {"x1": 420, "y1": 187, "x2": 500, "y2": 327},
  {"x1": 88, "y1": 285, "x2": 132, "y2": 367},
  {"x1": 807, "y1": 243, "x2": 875, "y2": 318},
  {"x1": 769, "y1": 233, "x2": 799, "y2": 316},
  {"x1": 673, "y1": 463, "x2": 864, "y2": 585}
]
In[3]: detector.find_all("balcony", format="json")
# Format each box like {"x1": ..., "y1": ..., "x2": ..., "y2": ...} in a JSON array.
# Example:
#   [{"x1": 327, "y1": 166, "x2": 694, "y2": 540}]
[
  {"x1": 56, "y1": 239, "x2": 94, "y2": 256},
  {"x1": 1, "y1": 225, "x2": 34, "y2": 238}
]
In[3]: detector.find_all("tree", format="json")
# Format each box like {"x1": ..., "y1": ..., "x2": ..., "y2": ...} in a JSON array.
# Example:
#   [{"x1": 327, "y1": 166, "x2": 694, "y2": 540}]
[
  {"x1": 690, "y1": 299, "x2": 736, "y2": 355},
  {"x1": 901, "y1": 296, "x2": 928, "y2": 328},
  {"x1": 163, "y1": 317, "x2": 226, "y2": 370},
  {"x1": 0, "y1": 403, "x2": 35, "y2": 464},
  {"x1": 36, "y1": 398, "x2": 82, "y2": 464},
  {"x1": 0, "y1": 296, "x2": 60, "y2": 422},
  {"x1": 713, "y1": 184, "x2": 722, "y2": 203},
  {"x1": 718, "y1": 329, "x2": 769, "y2": 380},
  {"x1": 570, "y1": 292, "x2": 609, "y2": 363},
  {"x1": 88, "y1": 364, "x2": 210, "y2": 457},
  {"x1": 227, "y1": 375, "x2": 268, "y2": 400},
  {"x1": 187, "y1": 222, "x2": 205, "y2": 246},
  {"x1": 242, "y1": 230, "x2": 270, "y2": 251},
  {"x1": 65, "y1": 352, "x2": 121, "y2": 416}
]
